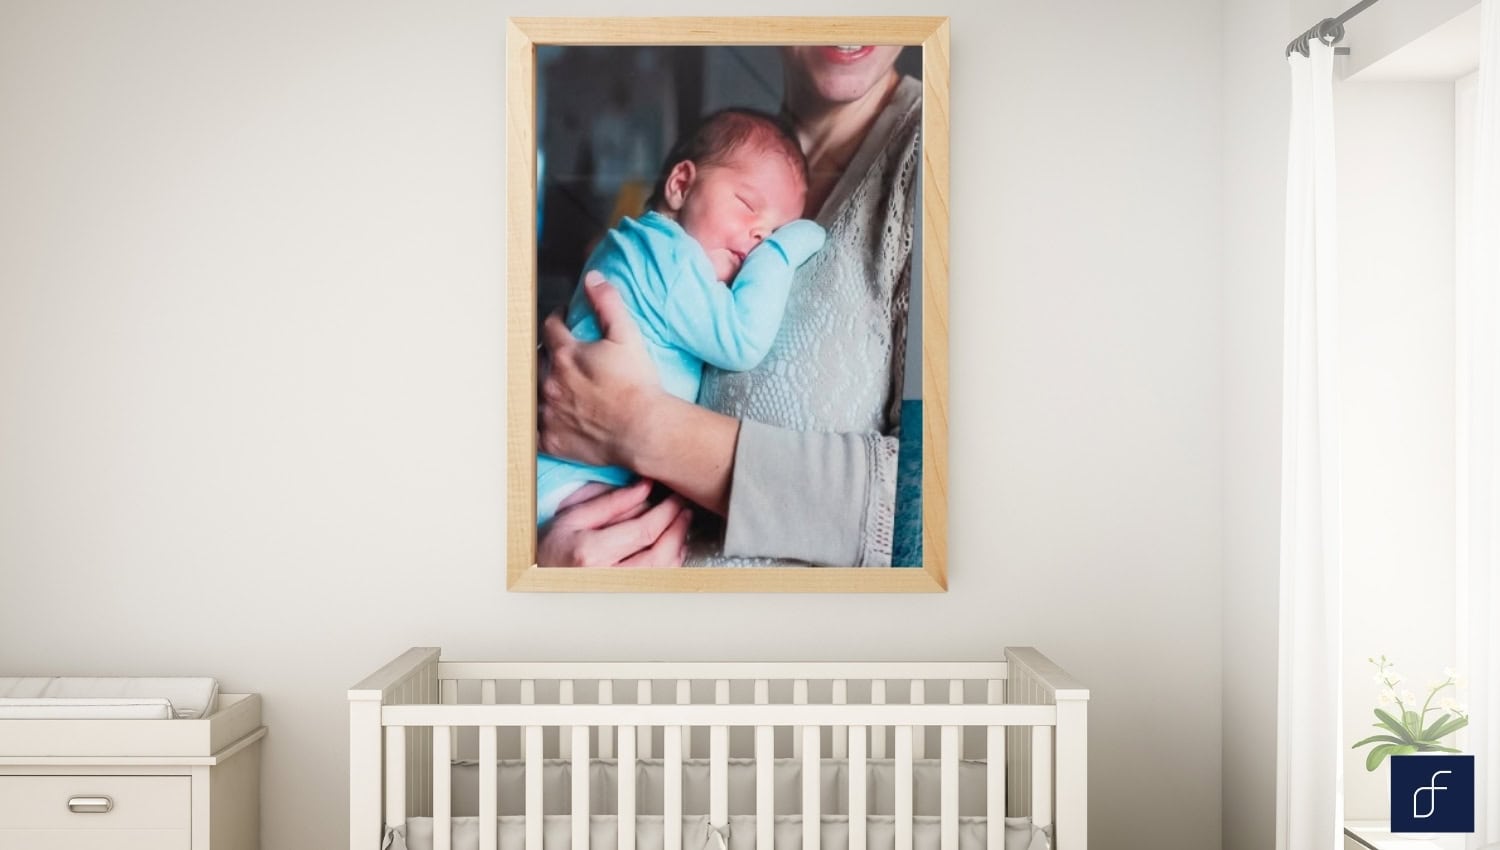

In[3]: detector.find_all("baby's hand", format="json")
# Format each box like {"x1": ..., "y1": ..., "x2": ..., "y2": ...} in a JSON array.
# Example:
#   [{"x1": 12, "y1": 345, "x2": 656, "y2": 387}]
[{"x1": 763, "y1": 219, "x2": 827, "y2": 267}]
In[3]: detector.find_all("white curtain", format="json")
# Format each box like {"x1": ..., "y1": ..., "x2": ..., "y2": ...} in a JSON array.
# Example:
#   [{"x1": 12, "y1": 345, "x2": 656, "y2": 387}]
[
  {"x1": 1277, "y1": 38, "x2": 1344, "y2": 850},
  {"x1": 1461, "y1": 2, "x2": 1500, "y2": 847}
]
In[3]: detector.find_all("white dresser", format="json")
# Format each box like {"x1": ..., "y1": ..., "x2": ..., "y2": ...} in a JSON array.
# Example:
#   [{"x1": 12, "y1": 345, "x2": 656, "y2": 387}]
[{"x1": 0, "y1": 693, "x2": 265, "y2": 850}]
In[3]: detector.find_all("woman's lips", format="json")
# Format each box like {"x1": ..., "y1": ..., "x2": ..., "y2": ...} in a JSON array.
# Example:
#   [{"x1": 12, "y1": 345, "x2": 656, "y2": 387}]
[{"x1": 817, "y1": 45, "x2": 876, "y2": 65}]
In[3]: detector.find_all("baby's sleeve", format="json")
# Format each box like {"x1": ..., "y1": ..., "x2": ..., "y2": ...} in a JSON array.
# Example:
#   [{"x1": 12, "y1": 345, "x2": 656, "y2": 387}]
[{"x1": 657, "y1": 220, "x2": 826, "y2": 372}]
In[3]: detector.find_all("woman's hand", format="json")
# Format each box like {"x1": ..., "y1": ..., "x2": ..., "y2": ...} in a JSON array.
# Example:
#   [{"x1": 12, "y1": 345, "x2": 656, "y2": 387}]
[
  {"x1": 539, "y1": 271, "x2": 661, "y2": 468},
  {"x1": 536, "y1": 479, "x2": 691, "y2": 567}
]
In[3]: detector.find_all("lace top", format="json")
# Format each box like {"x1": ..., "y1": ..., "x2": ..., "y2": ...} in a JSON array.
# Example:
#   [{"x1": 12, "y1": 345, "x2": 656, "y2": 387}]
[{"x1": 689, "y1": 74, "x2": 922, "y2": 567}]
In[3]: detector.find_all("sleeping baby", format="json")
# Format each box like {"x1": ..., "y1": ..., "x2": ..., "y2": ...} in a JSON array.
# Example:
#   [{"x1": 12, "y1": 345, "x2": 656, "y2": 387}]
[{"x1": 537, "y1": 108, "x2": 826, "y2": 525}]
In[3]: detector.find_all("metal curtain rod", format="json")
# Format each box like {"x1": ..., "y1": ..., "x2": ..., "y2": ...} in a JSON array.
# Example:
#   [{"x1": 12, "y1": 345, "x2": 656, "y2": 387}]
[{"x1": 1286, "y1": 0, "x2": 1384, "y2": 57}]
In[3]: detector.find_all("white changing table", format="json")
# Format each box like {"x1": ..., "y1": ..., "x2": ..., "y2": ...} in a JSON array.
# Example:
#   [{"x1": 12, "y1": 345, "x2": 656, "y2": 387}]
[{"x1": 0, "y1": 692, "x2": 265, "y2": 850}]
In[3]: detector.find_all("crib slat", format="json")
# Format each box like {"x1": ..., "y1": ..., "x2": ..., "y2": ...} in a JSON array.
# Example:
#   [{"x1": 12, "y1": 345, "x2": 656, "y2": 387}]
[
  {"x1": 560, "y1": 679, "x2": 575, "y2": 760},
  {"x1": 910, "y1": 681, "x2": 926, "y2": 760},
  {"x1": 802, "y1": 725, "x2": 820, "y2": 850},
  {"x1": 521, "y1": 680, "x2": 535, "y2": 760},
  {"x1": 714, "y1": 678, "x2": 729, "y2": 826},
  {"x1": 434, "y1": 726, "x2": 452, "y2": 850},
  {"x1": 791, "y1": 679, "x2": 808, "y2": 759},
  {"x1": 871, "y1": 680, "x2": 887, "y2": 759},
  {"x1": 753, "y1": 680, "x2": 769, "y2": 762},
  {"x1": 572, "y1": 725, "x2": 590, "y2": 850},
  {"x1": 479, "y1": 726, "x2": 498, "y2": 850},
  {"x1": 948, "y1": 680, "x2": 965, "y2": 757},
  {"x1": 755, "y1": 724, "x2": 774, "y2": 850},
  {"x1": 665, "y1": 725, "x2": 683, "y2": 850},
  {"x1": 831, "y1": 680, "x2": 848, "y2": 758},
  {"x1": 895, "y1": 725, "x2": 913, "y2": 850},
  {"x1": 411, "y1": 677, "x2": 427, "y2": 817},
  {"x1": 525, "y1": 725, "x2": 543, "y2": 850},
  {"x1": 1031, "y1": 726, "x2": 1052, "y2": 829},
  {"x1": 599, "y1": 680, "x2": 615, "y2": 759},
  {"x1": 479, "y1": 679, "x2": 498, "y2": 761},
  {"x1": 619, "y1": 725, "x2": 636, "y2": 850},
  {"x1": 940, "y1": 726, "x2": 958, "y2": 850},
  {"x1": 849, "y1": 725, "x2": 867, "y2": 850},
  {"x1": 986, "y1": 726, "x2": 1005, "y2": 850},
  {"x1": 638, "y1": 681, "x2": 654, "y2": 759},
  {"x1": 443, "y1": 681, "x2": 459, "y2": 757},
  {"x1": 677, "y1": 679, "x2": 693, "y2": 758},
  {"x1": 710, "y1": 722, "x2": 728, "y2": 828},
  {"x1": 385, "y1": 726, "x2": 407, "y2": 828}
]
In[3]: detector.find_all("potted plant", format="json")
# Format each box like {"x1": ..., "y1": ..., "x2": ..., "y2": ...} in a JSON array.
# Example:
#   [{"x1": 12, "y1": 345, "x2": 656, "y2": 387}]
[{"x1": 1352, "y1": 655, "x2": 1469, "y2": 771}]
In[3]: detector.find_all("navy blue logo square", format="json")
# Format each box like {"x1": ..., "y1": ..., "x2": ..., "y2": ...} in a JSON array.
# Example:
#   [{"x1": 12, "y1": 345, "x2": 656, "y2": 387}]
[{"x1": 1391, "y1": 754, "x2": 1474, "y2": 833}]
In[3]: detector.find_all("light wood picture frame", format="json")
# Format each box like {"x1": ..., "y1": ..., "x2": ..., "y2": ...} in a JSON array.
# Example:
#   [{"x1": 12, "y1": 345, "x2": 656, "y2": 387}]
[{"x1": 507, "y1": 17, "x2": 949, "y2": 592}]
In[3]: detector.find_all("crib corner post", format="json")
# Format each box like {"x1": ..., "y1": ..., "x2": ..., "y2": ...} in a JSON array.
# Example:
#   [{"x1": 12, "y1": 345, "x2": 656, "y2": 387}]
[
  {"x1": 349, "y1": 692, "x2": 383, "y2": 850},
  {"x1": 1053, "y1": 696, "x2": 1088, "y2": 849}
]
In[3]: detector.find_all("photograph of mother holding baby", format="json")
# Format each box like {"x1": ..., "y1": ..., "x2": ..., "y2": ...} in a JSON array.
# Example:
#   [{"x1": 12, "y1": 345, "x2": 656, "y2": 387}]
[{"x1": 509, "y1": 20, "x2": 949, "y2": 586}]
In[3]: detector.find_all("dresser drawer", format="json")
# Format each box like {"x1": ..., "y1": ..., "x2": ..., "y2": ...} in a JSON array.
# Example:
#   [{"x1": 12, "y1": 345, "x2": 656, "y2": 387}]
[{"x1": 0, "y1": 775, "x2": 190, "y2": 849}]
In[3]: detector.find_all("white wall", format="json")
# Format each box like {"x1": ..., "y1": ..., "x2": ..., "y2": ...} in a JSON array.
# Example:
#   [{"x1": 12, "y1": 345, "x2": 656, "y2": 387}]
[
  {"x1": 0, "y1": 2, "x2": 1225, "y2": 850},
  {"x1": 1222, "y1": 3, "x2": 1294, "y2": 850},
  {"x1": 1334, "y1": 79, "x2": 1457, "y2": 818}
]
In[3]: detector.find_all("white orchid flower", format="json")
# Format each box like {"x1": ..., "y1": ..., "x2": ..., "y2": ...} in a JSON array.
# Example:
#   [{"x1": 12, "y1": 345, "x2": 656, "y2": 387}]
[
  {"x1": 1440, "y1": 697, "x2": 1458, "y2": 712},
  {"x1": 1379, "y1": 691, "x2": 1396, "y2": 706},
  {"x1": 1401, "y1": 689, "x2": 1418, "y2": 704}
]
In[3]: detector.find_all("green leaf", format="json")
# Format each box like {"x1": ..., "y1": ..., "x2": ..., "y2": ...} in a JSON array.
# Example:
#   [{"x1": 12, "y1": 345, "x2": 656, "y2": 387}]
[
  {"x1": 1424, "y1": 716, "x2": 1469, "y2": 742},
  {"x1": 1352, "y1": 734, "x2": 1409, "y2": 749},
  {"x1": 1374, "y1": 709, "x2": 1415, "y2": 742},
  {"x1": 1366, "y1": 744, "x2": 1397, "y2": 771},
  {"x1": 1421, "y1": 713, "x2": 1453, "y2": 740},
  {"x1": 1366, "y1": 743, "x2": 1417, "y2": 771},
  {"x1": 1423, "y1": 745, "x2": 1462, "y2": 754},
  {"x1": 1405, "y1": 710, "x2": 1422, "y2": 729}
]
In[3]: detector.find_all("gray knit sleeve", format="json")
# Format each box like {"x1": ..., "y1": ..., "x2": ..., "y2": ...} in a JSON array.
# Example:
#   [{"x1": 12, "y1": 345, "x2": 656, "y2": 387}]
[{"x1": 720, "y1": 420, "x2": 897, "y2": 567}]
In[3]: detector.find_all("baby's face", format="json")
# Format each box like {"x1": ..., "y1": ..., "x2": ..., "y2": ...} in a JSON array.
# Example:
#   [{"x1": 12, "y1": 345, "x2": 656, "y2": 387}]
[{"x1": 674, "y1": 147, "x2": 806, "y2": 282}]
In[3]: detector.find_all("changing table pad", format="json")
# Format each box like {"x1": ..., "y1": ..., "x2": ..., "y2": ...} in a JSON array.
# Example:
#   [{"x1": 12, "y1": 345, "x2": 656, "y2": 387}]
[{"x1": 0, "y1": 676, "x2": 220, "y2": 719}]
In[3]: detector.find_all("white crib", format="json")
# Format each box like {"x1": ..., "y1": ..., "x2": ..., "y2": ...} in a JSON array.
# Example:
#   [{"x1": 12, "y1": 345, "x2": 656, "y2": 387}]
[{"x1": 349, "y1": 650, "x2": 1088, "y2": 850}]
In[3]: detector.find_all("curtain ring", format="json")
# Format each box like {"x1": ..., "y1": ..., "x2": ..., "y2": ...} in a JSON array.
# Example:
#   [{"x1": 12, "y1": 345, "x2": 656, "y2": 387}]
[{"x1": 1314, "y1": 18, "x2": 1345, "y2": 46}]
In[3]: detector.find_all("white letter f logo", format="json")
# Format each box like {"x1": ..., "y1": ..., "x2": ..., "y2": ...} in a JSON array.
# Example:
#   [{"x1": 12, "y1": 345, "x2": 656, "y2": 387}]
[{"x1": 1413, "y1": 770, "x2": 1452, "y2": 819}]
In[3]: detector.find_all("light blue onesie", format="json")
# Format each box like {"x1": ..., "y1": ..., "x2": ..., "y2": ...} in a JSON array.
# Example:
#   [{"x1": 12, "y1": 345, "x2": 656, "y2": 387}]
[{"x1": 537, "y1": 210, "x2": 826, "y2": 525}]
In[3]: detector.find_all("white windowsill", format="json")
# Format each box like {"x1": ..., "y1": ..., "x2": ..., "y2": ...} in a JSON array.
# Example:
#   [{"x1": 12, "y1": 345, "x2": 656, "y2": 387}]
[{"x1": 1345, "y1": 820, "x2": 1468, "y2": 850}]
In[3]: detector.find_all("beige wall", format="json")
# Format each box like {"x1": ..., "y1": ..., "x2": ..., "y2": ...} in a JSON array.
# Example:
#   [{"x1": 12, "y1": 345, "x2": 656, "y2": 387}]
[{"x1": 0, "y1": 2, "x2": 1225, "y2": 849}]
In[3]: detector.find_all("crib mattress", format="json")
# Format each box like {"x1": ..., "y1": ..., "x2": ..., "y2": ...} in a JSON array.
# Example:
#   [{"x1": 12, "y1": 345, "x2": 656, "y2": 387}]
[{"x1": 388, "y1": 815, "x2": 1049, "y2": 850}]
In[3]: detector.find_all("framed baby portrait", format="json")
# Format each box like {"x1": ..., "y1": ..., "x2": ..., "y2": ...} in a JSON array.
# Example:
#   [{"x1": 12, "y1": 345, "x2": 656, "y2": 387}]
[{"x1": 506, "y1": 17, "x2": 949, "y2": 592}]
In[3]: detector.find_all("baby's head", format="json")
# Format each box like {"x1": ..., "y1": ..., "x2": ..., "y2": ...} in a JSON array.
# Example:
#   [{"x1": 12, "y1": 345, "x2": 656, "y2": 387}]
[{"x1": 646, "y1": 108, "x2": 809, "y2": 282}]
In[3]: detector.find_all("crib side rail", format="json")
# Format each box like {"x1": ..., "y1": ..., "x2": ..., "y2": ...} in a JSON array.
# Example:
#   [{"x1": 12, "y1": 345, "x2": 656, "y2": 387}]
[
  {"x1": 437, "y1": 661, "x2": 1009, "y2": 682},
  {"x1": 379, "y1": 702, "x2": 1076, "y2": 850},
  {"x1": 351, "y1": 647, "x2": 440, "y2": 850}
]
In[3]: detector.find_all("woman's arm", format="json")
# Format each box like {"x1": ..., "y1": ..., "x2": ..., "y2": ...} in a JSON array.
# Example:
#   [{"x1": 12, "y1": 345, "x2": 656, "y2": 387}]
[
  {"x1": 539, "y1": 272, "x2": 739, "y2": 514},
  {"x1": 718, "y1": 423, "x2": 897, "y2": 567}
]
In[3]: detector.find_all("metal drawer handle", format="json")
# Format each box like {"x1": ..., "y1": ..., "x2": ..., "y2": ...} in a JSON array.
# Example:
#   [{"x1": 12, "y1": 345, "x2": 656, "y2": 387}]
[{"x1": 68, "y1": 796, "x2": 114, "y2": 813}]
